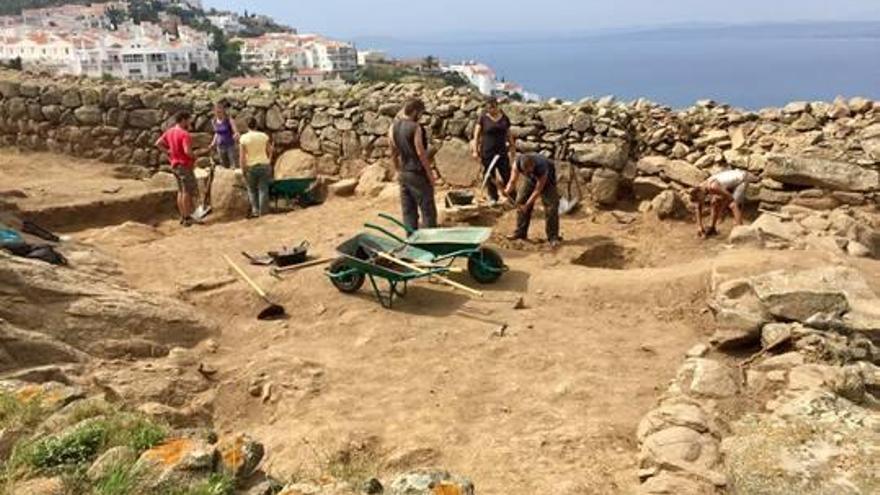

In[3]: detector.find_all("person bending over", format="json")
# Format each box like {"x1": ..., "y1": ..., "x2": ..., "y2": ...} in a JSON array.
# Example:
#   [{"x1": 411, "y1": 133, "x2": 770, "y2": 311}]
[
  {"x1": 389, "y1": 98, "x2": 438, "y2": 231},
  {"x1": 239, "y1": 118, "x2": 274, "y2": 218},
  {"x1": 504, "y1": 152, "x2": 561, "y2": 248},
  {"x1": 472, "y1": 97, "x2": 515, "y2": 203},
  {"x1": 690, "y1": 169, "x2": 751, "y2": 238},
  {"x1": 155, "y1": 112, "x2": 197, "y2": 227}
]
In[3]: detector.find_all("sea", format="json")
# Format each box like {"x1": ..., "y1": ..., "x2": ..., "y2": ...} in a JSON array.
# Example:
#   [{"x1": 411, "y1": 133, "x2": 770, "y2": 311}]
[{"x1": 354, "y1": 22, "x2": 880, "y2": 110}]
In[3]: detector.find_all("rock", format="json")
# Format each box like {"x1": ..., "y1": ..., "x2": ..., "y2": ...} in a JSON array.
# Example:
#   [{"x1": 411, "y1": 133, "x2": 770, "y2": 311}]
[
  {"x1": 210, "y1": 168, "x2": 250, "y2": 221},
  {"x1": 136, "y1": 437, "x2": 217, "y2": 486},
  {"x1": 640, "y1": 472, "x2": 716, "y2": 494},
  {"x1": 137, "y1": 402, "x2": 207, "y2": 429},
  {"x1": 127, "y1": 109, "x2": 163, "y2": 129},
  {"x1": 765, "y1": 155, "x2": 879, "y2": 192},
  {"x1": 751, "y1": 214, "x2": 806, "y2": 244},
  {"x1": 328, "y1": 178, "x2": 358, "y2": 197},
  {"x1": 651, "y1": 190, "x2": 685, "y2": 220},
  {"x1": 633, "y1": 176, "x2": 668, "y2": 200},
  {"x1": 61, "y1": 89, "x2": 81, "y2": 108},
  {"x1": 845, "y1": 240, "x2": 871, "y2": 258},
  {"x1": 791, "y1": 113, "x2": 819, "y2": 132},
  {"x1": 761, "y1": 323, "x2": 796, "y2": 348},
  {"x1": 640, "y1": 426, "x2": 721, "y2": 477},
  {"x1": 356, "y1": 163, "x2": 389, "y2": 197},
  {"x1": 655, "y1": 158, "x2": 709, "y2": 187},
  {"x1": 434, "y1": 139, "x2": 480, "y2": 187},
  {"x1": 693, "y1": 130, "x2": 728, "y2": 148},
  {"x1": 783, "y1": 101, "x2": 810, "y2": 114},
  {"x1": 299, "y1": 126, "x2": 321, "y2": 154},
  {"x1": 87, "y1": 446, "x2": 137, "y2": 481},
  {"x1": 387, "y1": 469, "x2": 475, "y2": 495},
  {"x1": 591, "y1": 168, "x2": 620, "y2": 206},
  {"x1": 538, "y1": 109, "x2": 570, "y2": 132},
  {"x1": 217, "y1": 433, "x2": 264, "y2": 480},
  {"x1": 685, "y1": 359, "x2": 739, "y2": 398},
  {"x1": 570, "y1": 141, "x2": 629, "y2": 170},
  {"x1": 73, "y1": 105, "x2": 103, "y2": 125},
  {"x1": 637, "y1": 403, "x2": 711, "y2": 442},
  {"x1": 0, "y1": 381, "x2": 86, "y2": 412},
  {"x1": 728, "y1": 225, "x2": 764, "y2": 248},
  {"x1": 13, "y1": 477, "x2": 64, "y2": 495},
  {"x1": 750, "y1": 268, "x2": 852, "y2": 322},
  {"x1": 265, "y1": 106, "x2": 284, "y2": 131},
  {"x1": 755, "y1": 352, "x2": 805, "y2": 371},
  {"x1": 729, "y1": 127, "x2": 748, "y2": 150},
  {"x1": 275, "y1": 149, "x2": 317, "y2": 178},
  {"x1": 848, "y1": 97, "x2": 873, "y2": 113},
  {"x1": 0, "y1": 80, "x2": 21, "y2": 98}
]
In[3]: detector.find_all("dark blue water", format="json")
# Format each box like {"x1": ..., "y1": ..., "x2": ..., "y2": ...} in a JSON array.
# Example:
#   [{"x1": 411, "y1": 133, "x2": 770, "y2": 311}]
[{"x1": 356, "y1": 23, "x2": 880, "y2": 109}]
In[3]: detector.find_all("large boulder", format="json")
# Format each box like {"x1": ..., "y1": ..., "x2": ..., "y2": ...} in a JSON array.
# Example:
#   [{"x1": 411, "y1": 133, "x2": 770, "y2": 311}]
[
  {"x1": 434, "y1": 139, "x2": 480, "y2": 187},
  {"x1": 591, "y1": 168, "x2": 620, "y2": 206},
  {"x1": 275, "y1": 149, "x2": 317, "y2": 178},
  {"x1": 73, "y1": 105, "x2": 103, "y2": 125},
  {"x1": 765, "y1": 155, "x2": 879, "y2": 192},
  {"x1": 0, "y1": 249, "x2": 215, "y2": 367},
  {"x1": 127, "y1": 109, "x2": 163, "y2": 129},
  {"x1": 210, "y1": 168, "x2": 250, "y2": 220},
  {"x1": 136, "y1": 437, "x2": 217, "y2": 487},
  {"x1": 750, "y1": 268, "x2": 852, "y2": 322},
  {"x1": 356, "y1": 163, "x2": 390, "y2": 197},
  {"x1": 570, "y1": 141, "x2": 629, "y2": 170}
]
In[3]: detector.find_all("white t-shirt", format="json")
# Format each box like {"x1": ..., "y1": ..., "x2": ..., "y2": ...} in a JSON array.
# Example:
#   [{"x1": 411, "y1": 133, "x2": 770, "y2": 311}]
[{"x1": 711, "y1": 169, "x2": 747, "y2": 191}]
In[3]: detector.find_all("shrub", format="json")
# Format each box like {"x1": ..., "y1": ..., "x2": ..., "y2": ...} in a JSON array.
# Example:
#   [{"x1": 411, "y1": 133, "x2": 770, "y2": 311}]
[{"x1": 27, "y1": 420, "x2": 107, "y2": 469}]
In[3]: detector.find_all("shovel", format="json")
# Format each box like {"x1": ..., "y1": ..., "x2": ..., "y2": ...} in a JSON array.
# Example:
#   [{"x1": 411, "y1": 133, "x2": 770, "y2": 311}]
[
  {"x1": 192, "y1": 156, "x2": 217, "y2": 222},
  {"x1": 223, "y1": 254, "x2": 287, "y2": 320},
  {"x1": 558, "y1": 163, "x2": 583, "y2": 215}
]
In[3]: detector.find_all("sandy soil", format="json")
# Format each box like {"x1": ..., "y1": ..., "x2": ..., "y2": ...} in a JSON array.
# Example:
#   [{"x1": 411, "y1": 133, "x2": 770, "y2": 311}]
[
  {"x1": 0, "y1": 148, "x2": 175, "y2": 231},
  {"x1": 6, "y1": 151, "x2": 857, "y2": 494}
]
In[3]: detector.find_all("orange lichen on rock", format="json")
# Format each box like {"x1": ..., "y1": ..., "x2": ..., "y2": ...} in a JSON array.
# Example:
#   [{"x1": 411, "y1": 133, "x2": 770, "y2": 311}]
[
  {"x1": 433, "y1": 483, "x2": 464, "y2": 495},
  {"x1": 141, "y1": 438, "x2": 195, "y2": 467}
]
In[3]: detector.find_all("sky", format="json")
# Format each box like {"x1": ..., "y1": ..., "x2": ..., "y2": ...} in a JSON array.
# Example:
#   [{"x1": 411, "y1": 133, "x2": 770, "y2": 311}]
[{"x1": 202, "y1": 0, "x2": 880, "y2": 39}]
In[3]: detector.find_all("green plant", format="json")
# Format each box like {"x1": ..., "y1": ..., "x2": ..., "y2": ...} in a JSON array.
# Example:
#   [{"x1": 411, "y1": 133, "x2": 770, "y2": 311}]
[
  {"x1": 114, "y1": 417, "x2": 166, "y2": 453},
  {"x1": 162, "y1": 473, "x2": 235, "y2": 495},
  {"x1": 94, "y1": 462, "x2": 147, "y2": 495},
  {"x1": 27, "y1": 420, "x2": 107, "y2": 469},
  {"x1": 0, "y1": 391, "x2": 50, "y2": 431}
]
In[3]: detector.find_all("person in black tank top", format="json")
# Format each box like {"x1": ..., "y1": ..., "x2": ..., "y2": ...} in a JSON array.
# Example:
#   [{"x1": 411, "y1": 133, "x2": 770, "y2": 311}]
[
  {"x1": 472, "y1": 97, "x2": 516, "y2": 203},
  {"x1": 389, "y1": 99, "x2": 438, "y2": 231}
]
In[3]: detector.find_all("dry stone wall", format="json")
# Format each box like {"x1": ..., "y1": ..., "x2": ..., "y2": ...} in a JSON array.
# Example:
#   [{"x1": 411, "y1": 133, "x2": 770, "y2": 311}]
[{"x1": 1, "y1": 71, "x2": 879, "y2": 208}]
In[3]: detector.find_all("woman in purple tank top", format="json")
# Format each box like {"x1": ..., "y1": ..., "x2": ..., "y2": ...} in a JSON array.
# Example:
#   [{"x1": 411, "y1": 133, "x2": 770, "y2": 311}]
[{"x1": 210, "y1": 103, "x2": 239, "y2": 168}]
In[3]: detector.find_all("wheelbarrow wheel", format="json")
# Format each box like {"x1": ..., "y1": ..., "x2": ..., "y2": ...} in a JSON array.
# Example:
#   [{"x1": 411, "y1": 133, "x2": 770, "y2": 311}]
[
  {"x1": 329, "y1": 258, "x2": 365, "y2": 293},
  {"x1": 468, "y1": 247, "x2": 505, "y2": 284}
]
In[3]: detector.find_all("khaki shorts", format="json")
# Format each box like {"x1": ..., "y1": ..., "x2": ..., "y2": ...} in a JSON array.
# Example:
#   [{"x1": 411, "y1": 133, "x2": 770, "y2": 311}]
[{"x1": 172, "y1": 166, "x2": 198, "y2": 196}]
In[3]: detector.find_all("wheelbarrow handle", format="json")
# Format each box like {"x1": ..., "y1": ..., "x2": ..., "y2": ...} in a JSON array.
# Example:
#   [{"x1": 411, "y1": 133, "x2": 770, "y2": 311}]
[
  {"x1": 374, "y1": 251, "x2": 483, "y2": 298},
  {"x1": 223, "y1": 254, "x2": 268, "y2": 299}
]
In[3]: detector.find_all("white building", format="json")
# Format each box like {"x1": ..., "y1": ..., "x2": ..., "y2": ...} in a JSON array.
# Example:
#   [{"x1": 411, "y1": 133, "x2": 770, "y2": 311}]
[
  {"x1": 236, "y1": 33, "x2": 357, "y2": 79},
  {"x1": 446, "y1": 62, "x2": 497, "y2": 95},
  {"x1": 206, "y1": 13, "x2": 245, "y2": 35},
  {"x1": 357, "y1": 49, "x2": 386, "y2": 66},
  {"x1": 0, "y1": 23, "x2": 218, "y2": 80}
]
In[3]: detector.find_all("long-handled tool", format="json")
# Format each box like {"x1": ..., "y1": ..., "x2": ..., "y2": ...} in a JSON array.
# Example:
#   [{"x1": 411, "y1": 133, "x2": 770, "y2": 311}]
[
  {"x1": 193, "y1": 156, "x2": 217, "y2": 221},
  {"x1": 270, "y1": 257, "x2": 334, "y2": 277},
  {"x1": 374, "y1": 251, "x2": 483, "y2": 298},
  {"x1": 480, "y1": 155, "x2": 501, "y2": 191},
  {"x1": 223, "y1": 254, "x2": 287, "y2": 320}
]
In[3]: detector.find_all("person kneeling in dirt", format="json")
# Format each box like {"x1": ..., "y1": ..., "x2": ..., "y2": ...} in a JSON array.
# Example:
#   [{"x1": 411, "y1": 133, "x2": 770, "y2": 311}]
[
  {"x1": 239, "y1": 118, "x2": 274, "y2": 219},
  {"x1": 389, "y1": 98, "x2": 438, "y2": 231},
  {"x1": 690, "y1": 169, "x2": 751, "y2": 238},
  {"x1": 155, "y1": 112, "x2": 198, "y2": 227},
  {"x1": 504, "y1": 153, "x2": 561, "y2": 248}
]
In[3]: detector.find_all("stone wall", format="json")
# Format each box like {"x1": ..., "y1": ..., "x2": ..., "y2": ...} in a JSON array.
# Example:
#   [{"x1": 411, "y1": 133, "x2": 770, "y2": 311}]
[{"x1": 1, "y1": 70, "x2": 879, "y2": 208}]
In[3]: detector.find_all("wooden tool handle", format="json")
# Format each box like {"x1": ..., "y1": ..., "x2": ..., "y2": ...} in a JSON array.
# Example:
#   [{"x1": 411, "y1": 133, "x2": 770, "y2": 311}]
[
  {"x1": 223, "y1": 254, "x2": 268, "y2": 298},
  {"x1": 272, "y1": 257, "x2": 333, "y2": 274},
  {"x1": 375, "y1": 252, "x2": 483, "y2": 298}
]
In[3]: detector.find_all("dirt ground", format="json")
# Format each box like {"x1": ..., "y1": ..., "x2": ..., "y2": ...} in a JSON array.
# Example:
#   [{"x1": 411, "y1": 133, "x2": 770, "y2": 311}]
[{"x1": 3, "y1": 151, "x2": 858, "y2": 494}]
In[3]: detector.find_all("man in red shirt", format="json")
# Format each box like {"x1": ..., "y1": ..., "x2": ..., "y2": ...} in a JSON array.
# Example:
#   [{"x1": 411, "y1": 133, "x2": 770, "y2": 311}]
[{"x1": 155, "y1": 112, "x2": 198, "y2": 226}]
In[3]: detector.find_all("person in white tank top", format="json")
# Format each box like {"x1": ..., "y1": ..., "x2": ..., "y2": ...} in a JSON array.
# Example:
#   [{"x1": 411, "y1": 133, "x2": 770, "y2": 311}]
[{"x1": 689, "y1": 169, "x2": 752, "y2": 238}]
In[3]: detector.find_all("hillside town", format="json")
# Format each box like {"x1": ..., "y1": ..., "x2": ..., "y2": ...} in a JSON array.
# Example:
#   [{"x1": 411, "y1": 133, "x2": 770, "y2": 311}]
[{"x1": 0, "y1": 1, "x2": 535, "y2": 96}]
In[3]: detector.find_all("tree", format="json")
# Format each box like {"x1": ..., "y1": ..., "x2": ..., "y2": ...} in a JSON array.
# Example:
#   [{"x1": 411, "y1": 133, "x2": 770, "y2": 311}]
[
  {"x1": 209, "y1": 28, "x2": 242, "y2": 76},
  {"x1": 105, "y1": 6, "x2": 127, "y2": 30}
]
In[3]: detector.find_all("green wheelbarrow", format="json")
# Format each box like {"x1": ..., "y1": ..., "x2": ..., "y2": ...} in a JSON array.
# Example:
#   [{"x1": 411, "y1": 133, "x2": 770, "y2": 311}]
[
  {"x1": 326, "y1": 233, "x2": 452, "y2": 309},
  {"x1": 363, "y1": 213, "x2": 507, "y2": 284},
  {"x1": 269, "y1": 178, "x2": 319, "y2": 209}
]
